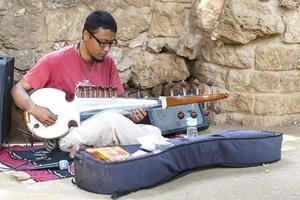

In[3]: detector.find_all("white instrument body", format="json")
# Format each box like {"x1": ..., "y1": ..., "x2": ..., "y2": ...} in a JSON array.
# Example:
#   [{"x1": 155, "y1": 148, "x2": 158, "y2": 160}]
[{"x1": 26, "y1": 88, "x2": 163, "y2": 140}]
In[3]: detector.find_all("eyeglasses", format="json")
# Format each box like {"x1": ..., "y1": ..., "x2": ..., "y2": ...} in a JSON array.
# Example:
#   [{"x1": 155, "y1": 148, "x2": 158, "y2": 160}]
[{"x1": 85, "y1": 29, "x2": 118, "y2": 48}]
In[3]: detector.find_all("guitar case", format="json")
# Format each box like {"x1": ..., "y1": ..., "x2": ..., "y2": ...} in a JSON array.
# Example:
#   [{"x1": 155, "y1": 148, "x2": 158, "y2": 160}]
[{"x1": 74, "y1": 130, "x2": 283, "y2": 198}]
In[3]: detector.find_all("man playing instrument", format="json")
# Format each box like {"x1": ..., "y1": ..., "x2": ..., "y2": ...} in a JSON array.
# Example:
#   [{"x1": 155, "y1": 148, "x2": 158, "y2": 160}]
[{"x1": 11, "y1": 10, "x2": 161, "y2": 157}]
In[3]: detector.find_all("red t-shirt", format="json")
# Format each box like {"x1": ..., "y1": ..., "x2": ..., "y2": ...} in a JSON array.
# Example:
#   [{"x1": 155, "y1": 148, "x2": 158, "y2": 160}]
[{"x1": 24, "y1": 45, "x2": 124, "y2": 96}]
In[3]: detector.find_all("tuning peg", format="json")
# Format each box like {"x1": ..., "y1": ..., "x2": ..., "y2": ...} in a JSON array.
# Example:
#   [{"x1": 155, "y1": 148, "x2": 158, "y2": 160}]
[
  {"x1": 95, "y1": 86, "x2": 100, "y2": 98},
  {"x1": 83, "y1": 86, "x2": 88, "y2": 98},
  {"x1": 214, "y1": 106, "x2": 221, "y2": 114},
  {"x1": 193, "y1": 79, "x2": 200, "y2": 95},
  {"x1": 108, "y1": 87, "x2": 116, "y2": 98},
  {"x1": 108, "y1": 87, "x2": 113, "y2": 98},
  {"x1": 92, "y1": 86, "x2": 97, "y2": 98},
  {"x1": 177, "y1": 110, "x2": 185, "y2": 119},
  {"x1": 86, "y1": 86, "x2": 90, "y2": 97},
  {"x1": 136, "y1": 84, "x2": 141, "y2": 98},
  {"x1": 167, "y1": 81, "x2": 175, "y2": 96},
  {"x1": 190, "y1": 110, "x2": 198, "y2": 118},
  {"x1": 122, "y1": 83, "x2": 129, "y2": 98},
  {"x1": 74, "y1": 86, "x2": 79, "y2": 97},
  {"x1": 206, "y1": 79, "x2": 214, "y2": 98},
  {"x1": 180, "y1": 80, "x2": 188, "y2": 96},
  {"x1": 103, "y1": 87, "x2": 108, "y2": 98},
  {"x1": 89, "y1": 86, "x2": 94, "y2": 98},
  {"x1": 207, "y1": 79, "x2": 214, "y2": 87},
  {"x1": 112, "y1": 87, "x2": 117, "y2": 97},
  {"x1": 77, "y1": 85, "x2": 83, "y2": 97},
  {"x1": 203, "y1": 109, "x2": 210, "y2": 116}
]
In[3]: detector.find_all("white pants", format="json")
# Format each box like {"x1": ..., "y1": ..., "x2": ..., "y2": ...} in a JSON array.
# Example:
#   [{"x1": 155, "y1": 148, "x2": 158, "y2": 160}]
[{"x1": 58, "y1": 111, "x2": 161, "y2": 151}]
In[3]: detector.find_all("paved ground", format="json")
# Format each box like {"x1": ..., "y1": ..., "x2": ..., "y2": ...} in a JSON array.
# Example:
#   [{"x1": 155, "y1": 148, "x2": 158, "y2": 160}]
[{"x1": 0, "y1": 124, "x2": 299, "y2": 200}]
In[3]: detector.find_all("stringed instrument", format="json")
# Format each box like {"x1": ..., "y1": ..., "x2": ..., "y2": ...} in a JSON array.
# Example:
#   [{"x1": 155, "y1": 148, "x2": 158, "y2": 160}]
[{"x1": 24, "y1": 81, "x2": 228, "y2": 140}]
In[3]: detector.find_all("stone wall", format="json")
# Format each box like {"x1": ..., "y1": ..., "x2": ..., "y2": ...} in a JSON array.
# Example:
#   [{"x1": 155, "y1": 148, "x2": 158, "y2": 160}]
[
  {"x1": 1, "y1": 0, "x2": 300, "y2": 129},
  {"x1": 192, "y1": 0, "x2": 300, "y2": 127}
]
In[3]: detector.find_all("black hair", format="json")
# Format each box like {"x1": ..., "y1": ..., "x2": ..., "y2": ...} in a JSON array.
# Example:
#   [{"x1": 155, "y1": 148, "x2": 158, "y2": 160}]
[{"x1": 83, "y1": 10, "x2": 117, "y2": 33}]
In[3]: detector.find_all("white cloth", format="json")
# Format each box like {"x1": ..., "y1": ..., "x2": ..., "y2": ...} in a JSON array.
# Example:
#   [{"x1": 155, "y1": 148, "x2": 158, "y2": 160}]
[{"x1": 58, "y1": 111, "x2": 161, "y2": 151}]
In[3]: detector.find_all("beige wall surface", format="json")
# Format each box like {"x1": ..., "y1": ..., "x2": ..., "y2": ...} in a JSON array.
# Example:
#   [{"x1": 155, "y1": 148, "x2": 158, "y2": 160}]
[{"x1": 1, "y1": 0, "x2": 300, "y2": 128}]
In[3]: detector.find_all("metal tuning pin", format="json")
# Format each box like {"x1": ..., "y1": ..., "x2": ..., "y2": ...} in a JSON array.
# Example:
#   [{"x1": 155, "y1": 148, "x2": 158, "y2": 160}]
[
  {"x1": 109, "y1": 87, "x2": 116, "y2": 98},
  {"x1": 207, "y1": 79, "x2": 214, "y2": 87},
  {"x1": 98, "y1": 86, "x2": 104, "y2": 98},
  {"x1": 94, "y1": 86, "x2": 98, "y2": 98},
  {"x1": 88, "y1": 86, "x2": 93, "y2": 98},
  {"x1": 106, "y1": 87, "x2": 110, "y2": 98},
  {"x1": 136, "y1": 84, "x2": 141, "y2": 98},
  {"x1": 167, "y1": 81, "x2": 175, "y2": 96},
  {"x1": 193, "y1": 79, "x2": 200, "y2": 95},
  {"x1": 190, "y1": 110, "x2": 198, "y2": 118},
  {"x1": 180, "y1": 80, "x2": 188, "y2": 96},
  {"x1": 108, "y1": 87, "x2": 113, "y2": 98},
  {"x1": 83, "y1": 86, "x2": 88, "y2": 98},
  {"x1": 99, "y1": 87, "x2": 103, "y2": 98},
  {"x1": 89, "y1": 86, "x2": 93, "y2": 98},
  {"x1": 203, "y1": 79, "x2": 214, "y2": 116},
  {"x1": 214, "y1": 106, "x2": 221, "y2": 114},
  {"x1": 190, "y1": 104, "x2": 198, "y2": 118},
  {"x1": 112, "y1": 87, "x2": 117, "y2": 97},
  {"x1": 86, "y1": 86, "x2": 89, "y2": 97},
  {"x1": 77, "y1": 85, "x2": 83, "y2": 97},
  {"x1": 91, "y1": 86, "x2": 95, "y2": 98},
  {"x1": 177, "y1": 110, "x2": 185, "y2": 119},
  {"x1": 103, "y1": 87, "x2": 108, "y2": 98},
  {"x1": 203, "y1": 109, "x2": 210, "y2": 116},
  {"x1": 122, "y1": 83, "x2": 129, "y2": 98}
]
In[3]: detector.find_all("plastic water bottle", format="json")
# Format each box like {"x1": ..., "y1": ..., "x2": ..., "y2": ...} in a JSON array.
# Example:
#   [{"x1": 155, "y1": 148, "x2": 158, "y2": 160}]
[{"x1": 186, "y1": 109, "x2": 198, "y2": 138}]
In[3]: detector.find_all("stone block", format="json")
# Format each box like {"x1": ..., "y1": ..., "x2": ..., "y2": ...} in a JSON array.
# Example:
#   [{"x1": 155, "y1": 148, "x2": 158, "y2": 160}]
[
  {"x1": 212, "y1": 0, "x2": 284, "y2": 44},
  {"x1": 46, "y1": 7, "x2": 90, "y2": 41},
  {"x1": 254, "y1": 93, "x2": 300, "y2": 115},
  {"x1": 148, "y1": 1, "x2": 186, "y2": 37},
  {"x1": 45, "y1": 0, "x2": 80, "y2": 9},
  {"x1": 281, "y1": 8, "x2": 300, "y2": 43},
  {"x1": 278, "y1": 0, "x2": 300, "y2": 10},
  {"x1": 114, "y1": 7, "x2": 151, "y2": 41},
  {"x1": 19, "y1": 0, "x2": 43, "y2": 13},
  {"x1": 255, "y1": 40, "x2": 300, "y2": 71},
  {"x1": 202, "y1": 41, "x2": 255, "y2": 69},
  {"x1": 217, "y1": 92, "x2": 255, "y2": 114},
  {"x1": 176, "y1": 33, "x2": 204, "y2": 59},
  {"x1": 81, "y1": 0, "x2": 119, "y2": 12},
  {"x1": 191, "y1": 0, "x2": 225, "y2": 33},
  {"x1": 0, "y1": 15, "x2": 44, "y2": 49},
  {"x1": 194, "y1": 62, "x2": 229, "y2": 88},
  {"x1": 161, "y1": 0, "x2": 191, "y2": 2},
  {"x1": 131, "y1": 52, "x2": 189, "y2": 88},
  {"x1": 147, "y1": 37, "x2": 178, "y2": 53},
  {"x1": 212, "y1": 112, "x2": 300, "y2": 127},
  {"x1": 227, "y1": 69, "x2": 300, "y2": 93}
]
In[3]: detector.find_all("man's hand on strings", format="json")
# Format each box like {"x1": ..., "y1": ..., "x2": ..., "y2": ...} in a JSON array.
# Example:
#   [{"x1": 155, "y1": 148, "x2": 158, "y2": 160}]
[
  {"x1": 128, "y1": 108, "x2": 147, "y2": 123},
  {"x1": 29, "y1": 105, "x2": 58, "y2": 127}
]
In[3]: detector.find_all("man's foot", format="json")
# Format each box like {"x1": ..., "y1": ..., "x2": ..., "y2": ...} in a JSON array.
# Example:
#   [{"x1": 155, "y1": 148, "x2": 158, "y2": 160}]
[
  {"x1": 69, "y1": 144, "x2": 89, "y2": 158},
  {"x1": 43, "y1": 139, "x2": 58, "y2": 152}
]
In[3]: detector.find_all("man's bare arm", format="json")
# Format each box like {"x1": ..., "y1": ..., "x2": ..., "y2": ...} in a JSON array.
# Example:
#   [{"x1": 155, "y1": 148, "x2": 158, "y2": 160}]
[
  {"x1": 11, "y1": 79, "x2": 35, "y2": 112},
  {"x1": 11, "y1": 79, "x2": 57, "y2": 127}
]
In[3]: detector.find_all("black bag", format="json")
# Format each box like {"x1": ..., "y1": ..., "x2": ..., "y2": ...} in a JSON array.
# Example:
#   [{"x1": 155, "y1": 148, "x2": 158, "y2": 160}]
[{"x1": 74, "y1": 130, "x2": 283, "y2": 198}]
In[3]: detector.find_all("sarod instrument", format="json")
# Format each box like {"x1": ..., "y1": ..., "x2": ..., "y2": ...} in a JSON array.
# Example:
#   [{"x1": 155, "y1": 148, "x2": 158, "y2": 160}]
[{"x1": 24, "y1": 86, "x2": 228, "y2": 140}]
